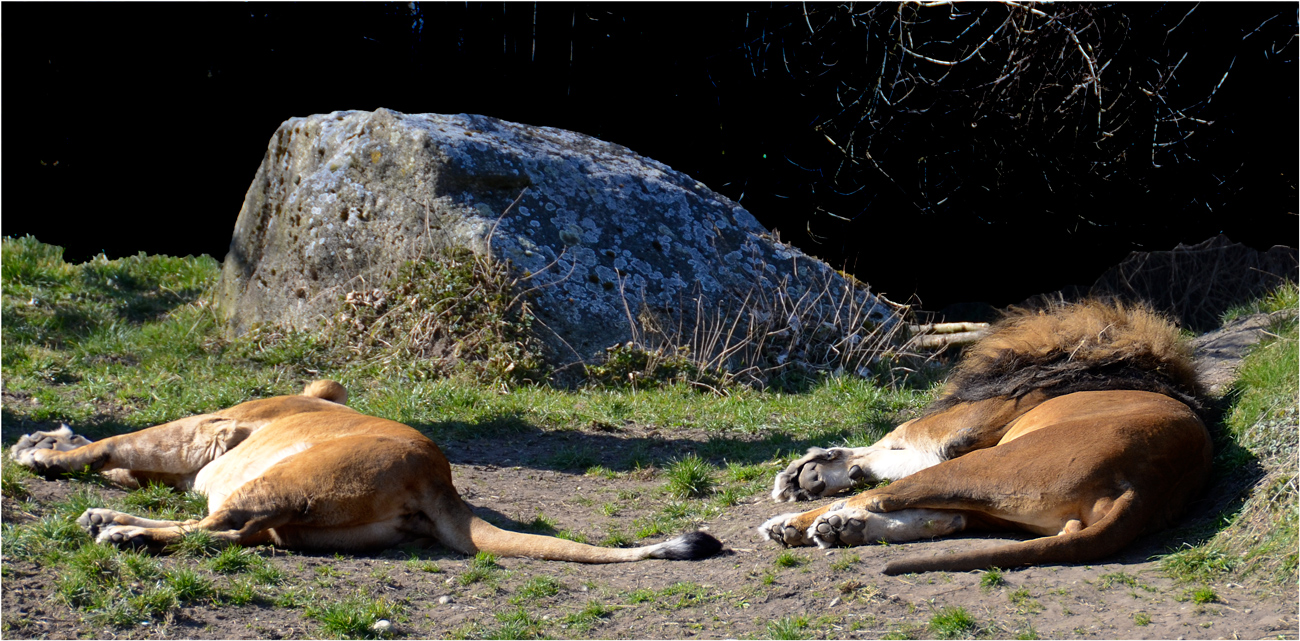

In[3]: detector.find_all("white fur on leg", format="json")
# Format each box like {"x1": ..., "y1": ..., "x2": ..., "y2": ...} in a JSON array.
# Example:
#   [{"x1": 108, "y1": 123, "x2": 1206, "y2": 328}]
[
  {"x1": 811, "y1": 507, "x2": 966, "y2": 547},
  {"x1": 758, "y1": 512, "x2": 815, "y2": 546}
]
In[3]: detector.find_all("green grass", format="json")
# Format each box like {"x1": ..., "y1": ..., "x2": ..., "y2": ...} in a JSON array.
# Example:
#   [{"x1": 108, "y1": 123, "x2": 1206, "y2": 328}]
[
  {"x1": 168, "y1": 529, "x2": 225, "y2": 558},
  {"x1": 663, "y1": 454, "x2": 715, "y2": 498},
  {"x1": 459, "y1": 551, "x2": 501, "y2": 586},
  {"x1": 979, "y1": 567, "x2": 1005, "y2": 588},
  {"x1": 1188, "y1": 586, "x2": 1219, "y2": 604},
  {"x1": 1133, "y1": 611, "x2": 1152, "y2": 626},
  {"x1": 928, "y1": 606, "x2": 979, "y2": 639},
  {"x1": 1, "y1": 237, "x2": 931, "y2": 454},
  {"x1": 829, "y1": 552, "x2": 861, "y2": 572},
  {"x1": 622, "y1": 582, "x2": 714, "y2": 610},
  {"x1": 1096, "y1": 571, "x2": 1138, "y2": 590},
  {"x1": 1, "y1": 239, "x2": 931, "y2": 462},
  {"x1": 560, "y1": 600, "x2": 613, "y2": 632},
  {"x1": 49, "y1": 542, "x2": 217, "y2": 627},
  {"x1": 486, "y1": 607, "x2": 546, "y2": 640},
  {"x1": 510, "y1": 575, "x2": 565, "y2": 604},
  {"x1": 774, "y1": 549, "x2": 808, "y2": 569},
  {"x1": 625, "y1": 588, "x2": 656, "y2": 604},
  {"x1": 1220, "y1": 281, "x2": 1299, "y2": 324},
  {"x1": 1161, "y1": 283, "x2": 1298, "y2": 585},
  {"x1": 1008, "y1": 587, "x2": 1044, "y2": 614},
  {"x1": 117, "y1": 483, "x2": 207, "y2": 520},
  {"x1": 305, "y1": 594, "x2": 403, "y2": 639},
  {"x1": 2, "y1": 458, "x2": 36, "y2": 499},
  {"x1": 164, "y1": 567, "x2": 214, "y2": 602},
  {"x1": 203, "y1": 546, "x2": 262, "y2": 574},
  {"x1": 766, "y1": 615, "x2": 811, "y2": 639}
]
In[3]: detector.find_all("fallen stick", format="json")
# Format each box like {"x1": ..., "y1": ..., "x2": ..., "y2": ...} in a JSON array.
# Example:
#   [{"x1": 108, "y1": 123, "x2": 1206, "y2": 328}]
[
  {"x1": 912, "y1": 330, "x2": 987, "y2": 349},
  {"x1": 908, "y1": 321, "x2": 990, "y2": 335}
]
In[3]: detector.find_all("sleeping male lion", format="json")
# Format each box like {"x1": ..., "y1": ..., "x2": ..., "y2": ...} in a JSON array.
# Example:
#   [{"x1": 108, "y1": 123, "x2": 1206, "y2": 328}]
[
  {"x1": 11, "y1": 380, "x2": 720, "y2": 563},
  {"x1": 761, "y1": 301, "x2": 1211, "y2": 574}
]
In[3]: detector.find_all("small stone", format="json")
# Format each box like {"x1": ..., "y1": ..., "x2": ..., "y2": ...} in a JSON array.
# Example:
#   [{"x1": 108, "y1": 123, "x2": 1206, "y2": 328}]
[
  {"x1": 438, "y1": 596, "x2": 452, "y2": 605},
  {"x1": 371, "y1": 620, "x2": 391, "y2": 633},
  {"x1": 829, "y1": 597, "x2": 840, "y2": 607}
]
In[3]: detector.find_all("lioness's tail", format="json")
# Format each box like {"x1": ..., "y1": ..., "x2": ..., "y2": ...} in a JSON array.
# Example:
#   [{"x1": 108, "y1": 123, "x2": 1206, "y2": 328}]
[
  {"x1": 428, "y1": 495, "x2": 722, "y2": 563},
  {"x1": 882, "y1": 489, "x2": 1144, "y2": 575},
  {"x1": 302, "y1": 380, "x2": 348, "y2": 405}
]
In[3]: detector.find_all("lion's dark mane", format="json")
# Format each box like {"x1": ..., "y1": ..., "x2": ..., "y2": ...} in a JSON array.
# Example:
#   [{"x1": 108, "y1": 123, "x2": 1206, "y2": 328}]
[{"x1": 924, "y1": 301, "x2": 1205, "y2": 418}]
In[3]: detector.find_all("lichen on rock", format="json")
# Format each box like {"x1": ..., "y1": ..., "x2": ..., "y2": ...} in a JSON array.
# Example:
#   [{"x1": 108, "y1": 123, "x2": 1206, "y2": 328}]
[{"x1": 215, "y1": 108, "x2": 905, "y2": 384}]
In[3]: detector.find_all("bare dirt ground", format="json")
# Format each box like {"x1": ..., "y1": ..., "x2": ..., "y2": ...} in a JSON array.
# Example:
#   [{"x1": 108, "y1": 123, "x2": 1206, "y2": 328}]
[{"x1": 3, "y1": 425, "x2": 1297, "y2": 640}]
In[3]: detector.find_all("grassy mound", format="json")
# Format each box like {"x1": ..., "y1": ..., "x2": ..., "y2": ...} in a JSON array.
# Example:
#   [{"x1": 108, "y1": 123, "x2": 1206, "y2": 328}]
[{"x1": 1161, "y1": 283, "x2": 1298, "y2": 585}]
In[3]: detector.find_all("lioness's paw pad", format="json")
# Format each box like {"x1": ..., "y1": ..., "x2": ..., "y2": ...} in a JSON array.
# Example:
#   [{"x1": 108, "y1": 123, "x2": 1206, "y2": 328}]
[
  {"x1": 771, "y1": 447, "x2": 869, "y2": 502},
  {"x1": 77, "y1": 508, "x2": 127, "y2": 537},
  {"x1": 758, "y1": 513, "x2": 815, "y2": 546},
  {"x1": 95, "y1": 525, "x2": 151, "y2": 550},
  {"x1": 10, "y1": 425, "x2": 91, "y2": 468}
]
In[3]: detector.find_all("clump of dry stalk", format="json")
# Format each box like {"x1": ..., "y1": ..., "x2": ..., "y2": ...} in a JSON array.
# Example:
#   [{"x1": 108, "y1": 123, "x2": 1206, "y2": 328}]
[
  {"x1": 331, "y1": 248, "x2": 549, "y2": 385},
  {"x1": 586, "y1": 264, "x2": 951, "y2": 392}
]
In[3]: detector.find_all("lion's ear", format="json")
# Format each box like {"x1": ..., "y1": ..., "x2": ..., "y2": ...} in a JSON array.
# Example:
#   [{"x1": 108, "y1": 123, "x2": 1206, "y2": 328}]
[
  {"x1": 302, "y1": 380, "x2": 348, "y2": 405},
  {"x1": 202, "y1": 418, "x2": 251, "y2": 460}
]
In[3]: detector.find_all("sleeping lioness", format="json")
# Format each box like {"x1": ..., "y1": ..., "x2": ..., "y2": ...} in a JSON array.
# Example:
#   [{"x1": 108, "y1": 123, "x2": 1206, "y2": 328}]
[
  {"x1": 760, "y1": 301, "x2": 1212, "y2": 574},
  {"x1": 11, "y1": 380, "x2": 721, "y2": 563}
]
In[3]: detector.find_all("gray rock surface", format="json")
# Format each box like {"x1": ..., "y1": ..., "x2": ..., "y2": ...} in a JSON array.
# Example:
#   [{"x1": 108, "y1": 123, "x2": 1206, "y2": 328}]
[
  {"x1": 1190, "y1": 310, "x2": 1294, "y2": 396},
  {"x1": 216, "y1": 109, "x2": 903, "y2": 368}
]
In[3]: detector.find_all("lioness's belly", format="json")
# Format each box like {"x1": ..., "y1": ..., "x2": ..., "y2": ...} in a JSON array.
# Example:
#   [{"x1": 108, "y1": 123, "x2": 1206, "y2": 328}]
[
  {"x1": 195, "y1": 439, "x2": 315, "y2": 512},
  {"x1": 194, "y1": 410, "x2": 425, "y2": 514}
]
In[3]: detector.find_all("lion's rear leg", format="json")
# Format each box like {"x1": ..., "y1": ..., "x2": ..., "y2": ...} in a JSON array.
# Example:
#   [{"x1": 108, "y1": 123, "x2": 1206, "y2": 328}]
[
  {"x1": 93, "y1": 435, "x2": 448, "y2": 553},
  {"x1": 90, "y1": 508, "x2": 280, "y2": 552},
  {"x1": 78, "y1": 508, "x2": 196, "y2": 538}
]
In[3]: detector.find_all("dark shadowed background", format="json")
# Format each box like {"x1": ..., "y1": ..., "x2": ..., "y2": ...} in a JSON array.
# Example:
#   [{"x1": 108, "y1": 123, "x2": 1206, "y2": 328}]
[{"x1": 4, "y1": 3, "x2": 1295, "y2": 309}]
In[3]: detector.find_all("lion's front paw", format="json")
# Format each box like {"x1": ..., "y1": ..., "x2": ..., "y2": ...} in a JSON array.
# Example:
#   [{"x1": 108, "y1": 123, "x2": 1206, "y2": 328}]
[
  {"x1": 10, "y1": 425, "x2": 91, "y2": 472},
  {"x1": 772, "y1": 447, "x2": 871, "y2": 502},
  {"x1": 810, "y1": 506, "x2": 966, "y2": 548},
  {"x1": 758, "y1": 512, "x2": 818, "y2": 547},
  {"x1": 78, "y1": 508, "x2": 127, "y2": 538}
]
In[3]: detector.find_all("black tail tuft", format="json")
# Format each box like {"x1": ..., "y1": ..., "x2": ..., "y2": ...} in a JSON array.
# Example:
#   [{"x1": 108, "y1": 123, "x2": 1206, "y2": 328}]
[{"x1": 651, "y1": 531, "x2": 723, "y2": 560}]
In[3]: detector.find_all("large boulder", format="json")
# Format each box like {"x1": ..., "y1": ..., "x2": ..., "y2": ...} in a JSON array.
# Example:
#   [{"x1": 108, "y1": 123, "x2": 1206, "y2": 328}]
[{"x1": 215, "y1": 109, "x2": 904, "y2": 377}]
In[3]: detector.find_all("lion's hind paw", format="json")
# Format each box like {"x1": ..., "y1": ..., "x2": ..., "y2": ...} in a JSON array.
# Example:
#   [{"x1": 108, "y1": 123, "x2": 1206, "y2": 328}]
[
  {"x1": 94, "y1": 524, "x2": 153, "y2": 550},
  {"x1": 78, "y1": 508, "x2": 128, "y2": 538},
  {"x1": 811, "y1": 506, "x2": 966, "y2": 548},
  {"x1": 758, "y1": 512, "x2": 818, "y2": 547}
]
